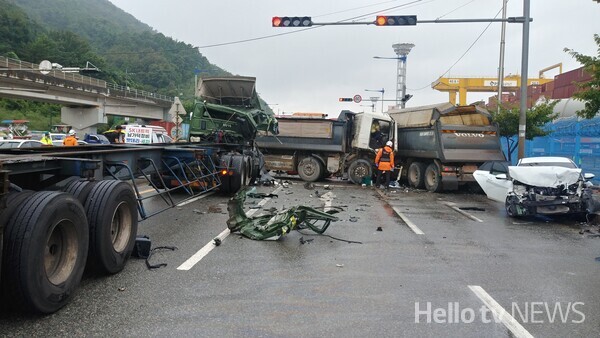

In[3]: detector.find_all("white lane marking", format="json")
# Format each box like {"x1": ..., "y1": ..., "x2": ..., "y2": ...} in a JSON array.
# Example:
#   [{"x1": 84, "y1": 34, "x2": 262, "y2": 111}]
[
  {"x1": 177, "y1": 191, "x2": 215, "y2": 206},
  {"x1": 177, "y1": 186, "x2": 282, "y2": 271},
  {"x1": 177, "y1": 228, "x2": 231, "y2": 271},
  {"x1": 138, "y1": 188, "x2": 156, "y2": 195},
  {"x1": 319, "y1": 191, "x2": 335, "y2": 212},
  {"x1": 392, "y1": 207, "x2": 425, "y2": 235},
  {"x1": 443, "y1": 202, "x2": 484, "y2": 223},
  {"x1": 468, "y1": 285, "x2": 534, "y2": 338}
]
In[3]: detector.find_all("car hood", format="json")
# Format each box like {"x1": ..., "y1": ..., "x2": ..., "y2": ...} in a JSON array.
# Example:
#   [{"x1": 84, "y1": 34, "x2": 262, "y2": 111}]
[{"x1": 509, "y1": 166, "x2": 582, "y2": 187}]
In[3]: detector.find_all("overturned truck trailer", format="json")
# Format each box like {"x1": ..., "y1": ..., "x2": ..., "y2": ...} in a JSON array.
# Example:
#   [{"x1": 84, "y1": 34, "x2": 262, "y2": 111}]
[{"x1": 388, "y1": 103, "x2": 505, "y2": 192}]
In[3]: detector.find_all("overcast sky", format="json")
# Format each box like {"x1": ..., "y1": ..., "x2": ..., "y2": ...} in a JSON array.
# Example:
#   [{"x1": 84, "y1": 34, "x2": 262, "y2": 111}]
[{"x1": 108, "y1": 0, "x2": 598, "y2": 117}]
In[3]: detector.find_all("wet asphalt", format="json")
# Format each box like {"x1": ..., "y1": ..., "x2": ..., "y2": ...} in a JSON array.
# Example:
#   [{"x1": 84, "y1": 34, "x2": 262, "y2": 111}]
[{"x1": 1, "y1": 178, "x2": 599, "y2": 337}]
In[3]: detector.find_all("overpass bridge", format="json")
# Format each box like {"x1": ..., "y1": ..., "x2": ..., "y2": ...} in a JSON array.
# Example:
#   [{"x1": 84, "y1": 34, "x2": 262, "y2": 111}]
[{"x1": 0, "y1": 56, "x2": 178, "y2": 134}]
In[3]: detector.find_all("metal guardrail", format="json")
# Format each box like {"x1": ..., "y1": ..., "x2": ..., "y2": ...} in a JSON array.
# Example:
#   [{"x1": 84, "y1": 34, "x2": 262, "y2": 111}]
[{"x1": 0, "y1": 55, "x2": 173, "y2": 103}]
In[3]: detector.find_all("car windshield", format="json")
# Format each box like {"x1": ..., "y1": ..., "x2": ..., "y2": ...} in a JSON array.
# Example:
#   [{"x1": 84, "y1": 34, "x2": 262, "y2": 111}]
[{"x1": 0, "y1": 142, "x2": 19, "y2": 148}]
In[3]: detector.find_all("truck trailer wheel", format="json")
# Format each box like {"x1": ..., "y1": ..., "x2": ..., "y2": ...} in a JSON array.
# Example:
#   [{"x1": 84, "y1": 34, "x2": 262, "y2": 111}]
[
  {"x1": 348, "y1": 159, "x2": 372, "y2": 185},
  {"x1": 85, "y1": 180, "x2": 137, "y2": 274},
  {"x1": 424, "y1": 163, "x2": 443, "y2": 192},
  {"x1": 408, "y1": 162, "x2": 427, "y2": 189},
  {"x1": 298, "y1": 156, "x2": 322, "y2": 182},
  {"x1": 1, "y1": 191, "x2": 88, "y2": 313},
  {"x1": 63, "y1": 180, "x2": 98, "y2": 205}
]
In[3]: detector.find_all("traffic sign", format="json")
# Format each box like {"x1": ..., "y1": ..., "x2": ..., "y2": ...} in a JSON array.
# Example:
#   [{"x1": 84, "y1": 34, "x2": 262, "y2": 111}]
[{"x1": 353, "y1": 95, "x2": 362, "y2": 103}]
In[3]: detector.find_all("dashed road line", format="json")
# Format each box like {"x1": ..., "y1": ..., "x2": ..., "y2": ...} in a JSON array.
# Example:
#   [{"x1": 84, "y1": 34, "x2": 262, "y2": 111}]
[
  {"x1": 443, "y1": 202, "x2": 484, "y2": 222},
  {"x1": 177, "y1": 186, "x2": 282, "y2": 271},
  {"x1": 392, "y1": 207, "x2": 425, "y2": 235},
  {"x1": 468, "y1": 285, "x2": 534, "y2": 338}
]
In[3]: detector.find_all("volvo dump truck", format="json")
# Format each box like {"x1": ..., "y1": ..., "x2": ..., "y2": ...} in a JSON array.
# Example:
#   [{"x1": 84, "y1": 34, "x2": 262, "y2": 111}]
[
  {"x1": 255, "y1": 110, "x2": 395, "y2": 184},
  {"x1": 388, "y1": 103, "x2": 505, "y2": 192},
  {"x1": 0, "y1": 76, "x2": 277, "y2": 314}
]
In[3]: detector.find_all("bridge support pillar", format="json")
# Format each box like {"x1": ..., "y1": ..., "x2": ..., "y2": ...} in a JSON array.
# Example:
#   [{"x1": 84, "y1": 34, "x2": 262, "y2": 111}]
[{"x1": 61, "y1": 106, "x2": 107, "y2": 134}]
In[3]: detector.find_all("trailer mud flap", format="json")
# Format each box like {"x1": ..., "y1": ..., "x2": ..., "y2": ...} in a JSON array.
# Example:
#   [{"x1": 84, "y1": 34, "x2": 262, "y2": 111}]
[{"x1": 441, "y1": 173, "x2": 458, "y2": 190}]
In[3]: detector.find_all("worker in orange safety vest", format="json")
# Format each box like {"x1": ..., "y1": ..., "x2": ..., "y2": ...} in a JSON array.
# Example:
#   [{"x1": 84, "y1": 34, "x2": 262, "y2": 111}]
[
  {"x1": 375, "y1": 140, "x2": 395, "y2": 189},
  {"x1": 63, "y1": 129, "x2": 78, "y2": 146}
]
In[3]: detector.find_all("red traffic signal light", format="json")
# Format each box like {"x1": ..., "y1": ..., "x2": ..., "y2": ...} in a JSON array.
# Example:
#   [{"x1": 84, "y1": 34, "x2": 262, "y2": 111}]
[
  {"x1": 339, "y1": 98, "x2": 353, "y2": 102},
  {"x1": 375, "y1": 15, "x2": 417, "y2": 26},
  {"x1": 272, "y1": 16, "x2": 312, "y2": 27}
]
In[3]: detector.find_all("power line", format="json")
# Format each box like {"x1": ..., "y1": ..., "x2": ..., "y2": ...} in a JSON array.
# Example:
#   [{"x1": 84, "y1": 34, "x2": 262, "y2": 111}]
[
  {"x1": 407, "y1": 5, "x2": 504, "y2": 91},
  {"x1": 436, "y1": 0, "x2": 479, "y2": 20}
]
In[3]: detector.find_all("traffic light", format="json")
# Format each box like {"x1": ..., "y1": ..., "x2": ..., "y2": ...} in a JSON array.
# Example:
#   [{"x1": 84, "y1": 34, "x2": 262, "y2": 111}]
[
  {"x1": 339, "y1": 98, "x2": 353, "y2": 102},
  {"x1": 272, "y1": 16, "x2": 313, "y2": 27},
  {"x1": 375, "y1": 15, "x2": 417, "y2": 26}
]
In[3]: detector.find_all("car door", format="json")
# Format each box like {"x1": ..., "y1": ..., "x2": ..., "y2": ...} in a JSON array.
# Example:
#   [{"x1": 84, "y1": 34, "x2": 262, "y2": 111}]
[{"x1": 473, "y1": 161, "x2": 513, "y2": 203}]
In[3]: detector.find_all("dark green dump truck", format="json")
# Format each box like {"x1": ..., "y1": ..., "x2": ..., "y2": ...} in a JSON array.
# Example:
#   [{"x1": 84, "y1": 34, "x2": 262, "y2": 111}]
[{"x1": 388, "y1": 103, "x2": 505, "y2": 192}]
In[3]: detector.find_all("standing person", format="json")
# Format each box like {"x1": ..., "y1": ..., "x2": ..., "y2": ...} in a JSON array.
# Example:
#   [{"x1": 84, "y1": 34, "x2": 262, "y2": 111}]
[
  {"x1": 63, "y1": 129, "x2": 78, "y2": 146},
  {"x1": 40, "y1": 132, "x2": 53, "y2": 146},
  {"x1": 115, "y1": 125, "x2": 125, "y2": 143},
  {"x1": 375, "y1": 141, "x2": 395, "y2": 189}
]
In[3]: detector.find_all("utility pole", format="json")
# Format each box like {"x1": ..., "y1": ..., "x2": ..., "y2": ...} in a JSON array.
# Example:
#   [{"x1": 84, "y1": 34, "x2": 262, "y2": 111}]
[
  {"x1": 518, "y1": 0, "x2": 531, "y2": 160},
  {"x1": 497, "y1": 0, "x2": 508, "y2": 112}
]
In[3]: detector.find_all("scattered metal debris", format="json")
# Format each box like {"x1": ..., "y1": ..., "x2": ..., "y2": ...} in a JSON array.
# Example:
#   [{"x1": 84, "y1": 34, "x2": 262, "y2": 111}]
[
  {"x1": 304, "y1": 182, "x2": 315, "y2": 189},
  {"x1": 349, "y1": 216, "x2": 358, "y2": 222},
  {"x1": 299, "y1": 236, "x2": 314, "y2": 245},
  {"x1": 376, "y1": 226, "x2": 383, "y2": 231},
  {"x1": 247, "y1": 192, "x2": 279, "y2": 199},
  {"x1": 459, "y1": 207, "x2": 486, "y2": 212},
  {"x1": 336, "y1": 264, "x2": 344, "y2": 268},
  {"x1": 227, "y1": 189, "x2": 340, "y2": 240}
]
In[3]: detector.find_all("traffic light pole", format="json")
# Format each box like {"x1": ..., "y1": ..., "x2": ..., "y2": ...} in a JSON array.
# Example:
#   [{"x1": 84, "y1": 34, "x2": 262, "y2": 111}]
[{"x1": 310, "y1": 17, "x2": 529, "y2": 26}]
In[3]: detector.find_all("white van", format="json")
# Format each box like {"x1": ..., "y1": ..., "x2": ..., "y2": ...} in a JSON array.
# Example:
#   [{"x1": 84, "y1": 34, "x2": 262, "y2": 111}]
[{"x1": 123, "y1": 125, "x2": 171, "y2": 144}]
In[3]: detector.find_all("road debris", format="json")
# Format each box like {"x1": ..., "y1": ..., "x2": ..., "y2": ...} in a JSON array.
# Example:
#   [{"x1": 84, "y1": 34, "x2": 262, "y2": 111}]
[{"x1": 227, "y1": 189, "x2": 340, "y2": 240}]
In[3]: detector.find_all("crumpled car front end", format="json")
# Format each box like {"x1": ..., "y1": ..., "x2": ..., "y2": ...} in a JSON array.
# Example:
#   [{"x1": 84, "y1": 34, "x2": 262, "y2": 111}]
[{"x1": 504, "y1": 166, "x2": 590, "y2": 217}]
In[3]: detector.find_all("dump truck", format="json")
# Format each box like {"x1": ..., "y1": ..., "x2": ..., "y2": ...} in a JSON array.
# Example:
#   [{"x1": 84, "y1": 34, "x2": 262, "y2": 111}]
[
  {"x1": 255, "y1": 110, "x2": 396, "y2": 184},
  {"x1": 189, "y1": 76, "x2": 278, "y2": 192},
  {"x1": 0, "y1": 76, "x2": 277, "y2": 314},
  {"x1": 388, "y1": 103, "x2": 505, "y2": 192}
]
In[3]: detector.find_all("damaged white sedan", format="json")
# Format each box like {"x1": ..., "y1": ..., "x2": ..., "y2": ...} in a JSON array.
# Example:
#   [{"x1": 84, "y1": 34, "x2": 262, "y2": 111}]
[{"x1": 473, "y1": 157, "x2": 599, "y2": 217}]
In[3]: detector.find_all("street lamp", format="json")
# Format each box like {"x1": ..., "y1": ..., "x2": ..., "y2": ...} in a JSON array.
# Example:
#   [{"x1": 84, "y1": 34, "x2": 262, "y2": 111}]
[
  {"x1": 374, "y1": 42, "x2": 414, "y2": 108},
  {"x1": 365, "y1": 88, "x2": 385, "y2": 113}
]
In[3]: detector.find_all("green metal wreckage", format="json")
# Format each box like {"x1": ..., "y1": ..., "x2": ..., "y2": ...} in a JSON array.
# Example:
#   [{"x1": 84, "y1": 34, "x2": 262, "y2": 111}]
[{"x1": 226, "y1": 189, "x2": 340, "y2": 240}]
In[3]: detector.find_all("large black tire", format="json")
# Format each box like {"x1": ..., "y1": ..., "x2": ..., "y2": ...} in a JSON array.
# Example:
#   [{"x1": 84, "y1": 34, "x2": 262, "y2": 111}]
[
  {"x1": 63, "y1": 179, "x2": 98, "y2": 205},
  {"x1": 229, "y1": 156, "x2": 246, "y2": 193},
  {"x1": 424, "y1": 163, "x2": 443, "y2": 193},
  {"x1": 0, "y1": 190, "x2": 35, "y2": 303},
  {"x1": 348, "y1": 159, "x2": 372, "y2": 185},
  {"x1": 407, "y1": 162, "x2": 427, "y2": 189},
  {"x1": 85, "y1": 180, "x2": 138, "y2": 274},
  {"x1": 298, "y1": 156, "x2": 323, "y2": 182},
  {"x1": 1, "y1": 191, "x2": 88, "y2": 313}
]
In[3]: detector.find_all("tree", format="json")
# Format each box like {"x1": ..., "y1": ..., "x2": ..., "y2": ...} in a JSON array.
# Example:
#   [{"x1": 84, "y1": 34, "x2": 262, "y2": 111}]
[
  {"x1": 492, "y1": 101, "x2": 558, "y2": 161},
  {"x1": 564, "y1": 34, "x2": 600, "y2": 119}
]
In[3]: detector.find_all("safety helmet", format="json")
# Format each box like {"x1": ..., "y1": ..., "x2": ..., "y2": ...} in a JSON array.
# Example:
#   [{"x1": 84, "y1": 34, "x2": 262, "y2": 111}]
[
  {"x1": 386, "y1": 141, "x2": 393, "y2": 147},
  {"x1": 69, "y1": 129, "x2": 76, "y2": 135}
]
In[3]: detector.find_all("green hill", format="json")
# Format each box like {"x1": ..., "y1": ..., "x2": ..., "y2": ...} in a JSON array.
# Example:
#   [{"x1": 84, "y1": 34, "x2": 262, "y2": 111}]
[{"x1": 0, "y1": 0, "x2": 267, "y2": 130}]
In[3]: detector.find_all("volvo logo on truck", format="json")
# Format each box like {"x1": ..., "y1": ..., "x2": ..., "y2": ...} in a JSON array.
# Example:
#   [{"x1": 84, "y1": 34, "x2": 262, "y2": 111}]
[{"x1": 454, "y1": 132, "x2": 485, "y2": 138}]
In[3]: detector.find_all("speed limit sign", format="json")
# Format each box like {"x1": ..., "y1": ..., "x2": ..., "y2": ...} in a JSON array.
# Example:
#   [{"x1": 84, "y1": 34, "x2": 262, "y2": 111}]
[{"x1": 353, "y1": 94, "x2": 362, "y2": 103}]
